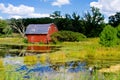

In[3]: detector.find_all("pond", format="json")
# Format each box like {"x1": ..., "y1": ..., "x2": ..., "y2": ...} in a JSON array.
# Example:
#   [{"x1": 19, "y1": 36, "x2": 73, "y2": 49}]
[
  {"x1": 0, "y1": 45, "x2": 61, "y2": 57},
  {"x1": 2, "y1": 55, "x2": 101, "y2": 80},
  {"x1": 0, "y1": 44, "x2": 99, "y2": 80},
  {"x1": 3, "y1": 58, "x2": 89, "y2": 80},
  {"x1": 0, "y1": 44, "x2": 119, "y2": 80}
]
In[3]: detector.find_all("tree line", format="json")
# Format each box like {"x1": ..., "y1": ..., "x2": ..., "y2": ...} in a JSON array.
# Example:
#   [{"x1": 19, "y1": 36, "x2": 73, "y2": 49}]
[{"x1": 0, "y1": 7, "x2": 120, "y2": 38}]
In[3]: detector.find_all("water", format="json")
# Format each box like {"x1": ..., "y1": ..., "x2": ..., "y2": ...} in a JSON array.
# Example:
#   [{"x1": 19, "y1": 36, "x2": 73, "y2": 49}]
[
  {"x1": 0, "y1": 45, "x2": 61, "y2": 57},
  {"x1": 3, "y1": 57, "x2": 89, "y2": 80},
  {"x1": 0, "y1": 45, "x2": 89, "y2": 79},
  {"x1": 0, "y1": 45, "x2": 106, "y2": 80},
  {"x1": 22, "y1": 61, "x2": 87, "y2": 80}
]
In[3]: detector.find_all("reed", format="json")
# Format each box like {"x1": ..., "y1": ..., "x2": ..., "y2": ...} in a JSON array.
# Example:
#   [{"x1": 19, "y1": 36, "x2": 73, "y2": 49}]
[{"x1": 24, "y1": 55, "x2": 37, "y2": 65}]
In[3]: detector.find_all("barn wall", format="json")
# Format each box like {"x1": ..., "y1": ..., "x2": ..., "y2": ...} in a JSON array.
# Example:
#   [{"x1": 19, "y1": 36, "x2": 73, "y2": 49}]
[
  {"x1": 47, "y1": 24, "x2": 58, "y2": 41},
  {"x1": 26, "y1": 34, "x2": 47, "y2": 43}
]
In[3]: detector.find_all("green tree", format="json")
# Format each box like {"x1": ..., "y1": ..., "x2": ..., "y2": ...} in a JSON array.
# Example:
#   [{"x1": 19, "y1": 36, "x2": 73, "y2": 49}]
[
  {"x1": 50, "y1": 11, "x2": 62, "y2": 19},
  {"x1": 109, "y1": 12, "x2": 120, "y2": 27},
  {"x1": 23, "y1": 17, "x2": 53, "y2": 26},
  {"x1": 54, "y1": 12, "x2": 83, "y2": 33},
  {"x1": 82, "y1": 7, "x2": 105, "y2": 37},
  {"x1": 0, "y1": 19, "x2": 8, "y2": 34},
  {"x1": 99, "y1": 25, "x2": 117, "y2": 47},
  {"x1": 9, "y1": 18, "x2": 25, "y2": 38},
  {"x1": 71, "y1": 12, "x2": 82, "y2": 32},
  {"x1": 54, "y1": 18, "x2": 72, "y2": 31},
  {"x1": 3, "y1": 26, "x2": 13, "y2": 36}
]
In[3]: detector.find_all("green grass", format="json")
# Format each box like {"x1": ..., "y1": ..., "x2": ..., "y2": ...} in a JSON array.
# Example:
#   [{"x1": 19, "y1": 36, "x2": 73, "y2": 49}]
[
  {"x1": 0, "y1": 37, "x2": 24, "y2": 45},
  {"x1": 1, "y1": 68, "x2": 120, "y2": 80},
  {"x1": 0, "y1": 37, "x2": 120, "y2": 66},
  {"x1": 0, "y1": 37, "x2": 120, "y2": 79}
]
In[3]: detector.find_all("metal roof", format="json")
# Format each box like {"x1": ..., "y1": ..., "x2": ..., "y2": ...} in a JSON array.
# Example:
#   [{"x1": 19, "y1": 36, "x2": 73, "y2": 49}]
[{"x1": 25, "y1": 23, "x2": 52, "y2": 34}]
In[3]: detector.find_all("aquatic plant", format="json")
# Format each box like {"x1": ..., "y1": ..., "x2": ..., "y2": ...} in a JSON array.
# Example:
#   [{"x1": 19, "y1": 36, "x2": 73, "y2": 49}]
[
  {"x1": 24, "y1": 55, "x2": 37, "y2": 65},
  {"x1": 0, "y1": 58, "x2": 4, "y2": 70}
]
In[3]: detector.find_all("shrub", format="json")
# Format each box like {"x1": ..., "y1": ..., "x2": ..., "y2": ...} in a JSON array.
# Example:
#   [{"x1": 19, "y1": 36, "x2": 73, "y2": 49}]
[
  {"x1": 23, "y1": 38, "x2": 28, "y2": 43},
  {"x1": 117, "y1": 24, "x2": 120, "y2": 38},
  {"x1": 116, "y1": 25, "x2": 120, "y2": 45},
  {"x1": 99, "y1": 25, "x2": 117, "y2": 47},
  {"x1": 51, "y1": 31, "x2": 86, "y2": 43}
]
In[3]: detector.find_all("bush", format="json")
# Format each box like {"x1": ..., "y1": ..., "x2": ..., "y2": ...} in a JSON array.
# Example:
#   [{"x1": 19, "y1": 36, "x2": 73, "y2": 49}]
[
  {"x1": 99, "y1": 25, "x2": 117, "y2": 47},
  {"x1": 117, "y1": 25, "x2": 120, "y2": 38},
  {"x1": 23, "y1": 38, "x2": 28, "y2": 43},
  {"x1": 51, "y1": 31, "x2": 86, "y2": 43},
  {"x1": 116, "y1": 25, "x2": 120, "y2": 45}
]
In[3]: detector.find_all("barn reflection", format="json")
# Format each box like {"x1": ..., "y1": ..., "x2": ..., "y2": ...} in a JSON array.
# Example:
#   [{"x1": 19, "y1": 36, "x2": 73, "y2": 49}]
[
  {"x1": 27, "y1": 46, "x2": 51, "y2": 53},
  {"x1": 0, "y1": 45, "x2": 61, "y2": 57}
]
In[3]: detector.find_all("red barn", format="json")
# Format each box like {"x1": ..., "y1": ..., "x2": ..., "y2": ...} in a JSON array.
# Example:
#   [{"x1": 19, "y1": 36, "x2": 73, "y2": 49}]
[{"x1": 25, "y1": 23, "x2": 58, "y2": 43}]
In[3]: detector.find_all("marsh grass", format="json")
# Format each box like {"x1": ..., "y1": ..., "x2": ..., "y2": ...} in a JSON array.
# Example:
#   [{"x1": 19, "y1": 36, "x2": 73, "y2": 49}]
[
  {"x1": 22, "y1": 37, "x2": 120, "y2": 68},
  {"x1": 1, "y1": 68, "x2": 120, "y2": 80},
  {"x1": 0, "y1": 37, "x2": 120, "y2": 79},
  {"x1": 0, "y1": 58, "x2": 4, "y2": 71},
  {"x1": 24, "y1": 55, "x2": 38, "y2": 65},
  {"x1": 0, "y1": 38, "x2": 24, "y2": 45},
  {"x1": 58, "y1": 38, "x2": 120, "y2": 65}
]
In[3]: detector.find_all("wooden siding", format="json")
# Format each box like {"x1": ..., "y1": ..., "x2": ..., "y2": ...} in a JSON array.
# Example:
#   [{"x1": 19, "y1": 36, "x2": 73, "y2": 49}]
[
  {"x1": 26, "y1": 34, "x2": 47, "y2": 43},
  {"x1": 47, "y1": 24, "x2": 58, "y2": 41}
]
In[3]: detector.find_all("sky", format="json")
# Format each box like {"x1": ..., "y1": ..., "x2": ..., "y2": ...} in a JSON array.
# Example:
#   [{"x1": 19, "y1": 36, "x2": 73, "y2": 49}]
[{"x1": 0, "y1": 0, "x2": 120, "y2": 22}]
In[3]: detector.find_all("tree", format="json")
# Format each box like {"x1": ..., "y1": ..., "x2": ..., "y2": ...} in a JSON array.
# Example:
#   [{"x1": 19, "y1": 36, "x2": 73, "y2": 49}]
[
  {"x1": 3, "y1": 25, "x2": 13, "y2": 36},
  {"x1": 52, "y1": 12, "x2": 73, "y2": 31},
  {"x1": 99, "y1": 25, "x2": 117, "y2": 47},
  {"x1": 0, "y1": 19, "x2": 8, "y2": 34},
  {"x1": 54, "y1": 12, "x2": 83, "y2": 33},
  {"x1": 82, "y1": 7, "x2": 105, "y2": 37},
  {"x1": 54, "y1": 18, "x2": 72, "y2": 31},
  {"x1": 109, "y1": 12, "x2": 120, "y2": 27},
  {"x1": 23, "y1": 17, "x2": 53, "y2": 26},
  {"x1": 9, "y1": 18, "x2": 25, "y2": 38},
  {"x1": 50, "y1": 11, "x2": 62, "y2": 19},
  {"x1": 71, "y1": 12, "x2": 82, "y2": 32}
]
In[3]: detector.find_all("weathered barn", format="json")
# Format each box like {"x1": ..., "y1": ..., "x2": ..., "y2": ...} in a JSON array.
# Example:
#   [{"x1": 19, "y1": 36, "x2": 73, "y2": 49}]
[{"x1": 25, "y1": 23, "x2": 58, "y2": 43}]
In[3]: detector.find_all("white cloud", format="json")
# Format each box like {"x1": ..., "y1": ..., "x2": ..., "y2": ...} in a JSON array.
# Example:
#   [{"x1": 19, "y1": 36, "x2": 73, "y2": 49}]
[
  {"x1": 0, "y1": 3, "x2": 34, "y2": 15},
  {"x1": 90, "y1": 0, "x2": 120, "y2": 17},
  {"x1": 52, "y1": 0, "x2": 70, "y2": 7},
  {"x1": 9, "y1": 13, "x2": 49, "y2": 19},
  {"x1": 9, "y1": 15, "x2": 22, "y2": 19},
  {"x1": 28, "y1": 13, "x2": 49, "y2": 18},
  {"x1": 0, "y1": 16, "x2": 3, "y2": 19},
  {"x1": 0, "y1": 3, "x2": 50, "y2": 19},
  {"x1": 0, "y1": 3, "x2": 5, "y2": 10}
]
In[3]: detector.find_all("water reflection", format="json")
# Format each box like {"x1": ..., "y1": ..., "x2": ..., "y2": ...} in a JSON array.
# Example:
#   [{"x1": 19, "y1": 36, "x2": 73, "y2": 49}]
[
  {"x1": 1, "y1": 55, "x2": 88, "y2": 80},
  {"x1": 15, "y1": 61, "x2": 87, "y2": 79},
  {"x1": 27, "y1": 46, "x2": 51, "y2": 52},
  {"x1": 1, "y1": 55, "x2": 106, "y2": 80},
  {"x1": 0, "y1": 45, "x2": 61, "y2": 57},
  {"x1": 0, "y1": 44, "x2": 25, "y2": 57}
]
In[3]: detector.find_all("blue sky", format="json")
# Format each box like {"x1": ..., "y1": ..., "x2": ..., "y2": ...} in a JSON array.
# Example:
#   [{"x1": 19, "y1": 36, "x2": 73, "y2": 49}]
[{"x1": 0, "y1": 0, "x2": 120, "y2": 21}]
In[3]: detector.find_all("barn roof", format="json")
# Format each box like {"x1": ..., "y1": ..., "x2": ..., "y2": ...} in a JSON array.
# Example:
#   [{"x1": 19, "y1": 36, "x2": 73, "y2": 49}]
[{"x1": 25, "y1": 23, "x2": 52, "y2": 34}]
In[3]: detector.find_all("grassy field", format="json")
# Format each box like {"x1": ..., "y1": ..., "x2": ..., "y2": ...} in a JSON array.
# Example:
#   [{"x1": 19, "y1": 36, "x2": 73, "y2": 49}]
[
  {"x1": 0, "y1": 37, "x2": 120, "y2": 66},
  {"x1": 0, "y1": 37, "x2": 120, "y2": 80}
]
